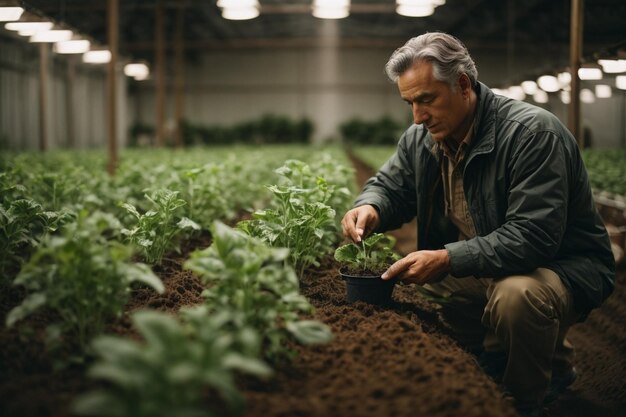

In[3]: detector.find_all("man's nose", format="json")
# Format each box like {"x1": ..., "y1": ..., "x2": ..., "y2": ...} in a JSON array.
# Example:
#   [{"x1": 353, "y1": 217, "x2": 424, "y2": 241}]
[{"x1": 412, "y1": 103, "x2": 429, "y2": 125}]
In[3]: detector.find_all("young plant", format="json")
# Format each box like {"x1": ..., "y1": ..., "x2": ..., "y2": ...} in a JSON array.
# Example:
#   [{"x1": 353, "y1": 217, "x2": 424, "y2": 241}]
[
  {"x1": 185, "y1": 221, "x2": 333, "y2": 361},
  {"x1": 6, "y1": 213, "x2": 164, "y2": 357},
  {"x1": 334, "y1": 233, "x2": 401, "y2": 275},
  {"x1": 73, "y1": 307, "x2": 272, "y2": 417},
  {"x1": 122, "y1": 189, "x2": 200, "y2": 265}
]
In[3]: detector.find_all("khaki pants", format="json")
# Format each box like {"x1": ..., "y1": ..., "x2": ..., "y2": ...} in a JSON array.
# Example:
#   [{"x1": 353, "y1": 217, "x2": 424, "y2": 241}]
[{"x1": 424, "y1": 268, "x2": 579, "y2": 406}]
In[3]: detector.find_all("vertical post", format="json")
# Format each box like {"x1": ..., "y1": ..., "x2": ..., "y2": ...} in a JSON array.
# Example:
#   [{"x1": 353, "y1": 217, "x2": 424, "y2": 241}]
[
  {"x1": 39, "y1": 43, "x2": 48, "y2": 152},
  {"x1": 174, "y1": 3, "x2": 185, "y2": 148},
  {"x1": 155, "y1": 0, "x2": 166, "y2": 147},
  {"x1": 568, "y1": 0, "x2": 583, "y2": 146},
  {"x1": 65, "y1": 56, "x2": 76, "y2": 148},
  {"x1": 107, "y1": 0, "x2": 119, "y2": 176}
]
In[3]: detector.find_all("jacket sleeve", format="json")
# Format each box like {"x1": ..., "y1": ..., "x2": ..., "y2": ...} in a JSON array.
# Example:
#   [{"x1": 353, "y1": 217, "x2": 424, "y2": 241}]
[
  {"x1": 445, "y1": 130, "x2": 570, "y2": 277},
  {"x1": 353, "y1": 131, "x2": 418, "y2": 232}
]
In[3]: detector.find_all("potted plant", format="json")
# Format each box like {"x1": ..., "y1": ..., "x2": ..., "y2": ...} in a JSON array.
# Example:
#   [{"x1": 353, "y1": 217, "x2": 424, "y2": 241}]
[{"x1": 334, "y1": 233, "x2": 401, "y2": 306}]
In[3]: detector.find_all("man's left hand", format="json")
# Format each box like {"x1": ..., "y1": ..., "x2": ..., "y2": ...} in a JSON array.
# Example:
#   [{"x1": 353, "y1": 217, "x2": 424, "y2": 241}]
[{"x1": 381, "y1": 249, "x2": 451, "y2": 285}]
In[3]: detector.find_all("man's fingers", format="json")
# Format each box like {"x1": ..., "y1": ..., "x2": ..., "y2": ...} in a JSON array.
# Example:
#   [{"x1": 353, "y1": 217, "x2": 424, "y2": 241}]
[{"x1": 382, "y1": 257, "x2": 410, "y2": 280}]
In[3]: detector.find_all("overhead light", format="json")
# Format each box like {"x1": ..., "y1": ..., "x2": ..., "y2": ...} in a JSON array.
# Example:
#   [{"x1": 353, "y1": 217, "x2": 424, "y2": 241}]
[
  {"x1": 30, "y1": 29, "x2": 73, "y2": 43},
  {"x1": 521, "y1": 80, "x2": 538, "y2": 95},
  {"x1": 218, "y1": 0, "x2": 260, "y2": 20},
  {"x1": 505, "y1": 86, "x2": 526, "y2": 101},
  {"x1": 537, "y1": 75, "x2": 560, "y2": 92},
  {"x1": 580, "y1": 88, "x2": 595, "y2": 103},
  {"x1": 0, "y1": 6, "x2": 23, "y2": 22},
  {"x1": 5, "y1": 21, "x2": 53, "y2": 36},
  {"x1": 560, "y1": 91, "x2": 570, "y2": 104},
  {"x1": 578, "y1": 67, "x2": 603, "y2": 80},
  {"x1": 54, "y1": 39, "x2": 90, "y2": 54},
  {"x1": 533, "y1": 90, "x2": 549, "y2": 103},
  {"x1": 83, "y1": 50, "x2": 111, "y2": 64},
  {"x1": 124, "y1": 63, "x2": 150, "y2": 81},
  {"x1": 557, "y1": 71, "x2": 571, "y2": 87},
  {"x1": 313, "y1": 0, "x2": 350, "y2": 19},
  {"x1": 396, "y1": 4, "x2": 434, "y2": 16},
  {"x1": 598, "y1": 59, "x2": 626, "y2": 74},
  {"x1": 616, "y1": 75, "x2": 626, "y2": 90},
  {"x1": 595, "y1": 84, "x2": 612, "y2": 98}
]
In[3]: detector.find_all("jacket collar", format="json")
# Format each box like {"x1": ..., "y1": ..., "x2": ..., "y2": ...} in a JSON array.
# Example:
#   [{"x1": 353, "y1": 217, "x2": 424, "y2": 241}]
[{"x1": 424, "y1": 81, "x2": 496, "y2": 158}]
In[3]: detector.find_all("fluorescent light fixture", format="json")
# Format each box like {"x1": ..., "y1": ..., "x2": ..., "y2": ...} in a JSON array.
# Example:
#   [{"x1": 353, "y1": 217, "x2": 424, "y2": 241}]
[
  {"x1": 598, "y1": 59, "x2": 626, "y2": 74},
  {"x1": 557, "y1": 71, "x2": 571, "y2": 87},
  {"x1": 580, "y1": 88, "x2": 595, "y2": 103},
  {"x1": 124, "y1": 63, "x2": 150, "y2": 80},
  {"x1": 5, "y1": 21, "x2": 53, "y2": 36},
  {"x1": 54, "y1": 39, "x2": 90, "y2": 54},
  {"x1": 0, "y1": 6, "x2": 23, "y2": 22},
  {"x1": 537, "y1": 75, "x2": 559, "y2": 92},
  {"x1": 83, "y1": 50, "x2": 111, "y2": 64},
  {"x1": 521, "y1": 80, "x2": 538, "y2": 95},
  {"x1": 533, "y1": 90, "x2": 549, "y2": 103},
  {"x1": 396, "y1": 4, "x2": 434, "y2": 16},
  {"x1": 30, "y1": 29, "x2": 73, "y2": 43},
  {"x1": 491, "y1": 88, "x2": 505, "y2": 96},
  {"x1": 578, "y1": 67, "x2": 602, "y2": 80},
  {"x1": 313, "y1": 0, "x2": 350, "y2": 19},
  {"x1": 560, "y1": 91, "x2": 570, "y2": 104},
  {"x1": 617, "y1": 75, "x2": 626, "y2": 90},
  {"x1": 218, "y1": 0, "x2": 260, "y2": 20},
  {"x1": 505, "y1": 86, "x2": 526, "y2": 101},
  {"x1": 595, "y1": 84, "x2": 612, "y2": 98}
]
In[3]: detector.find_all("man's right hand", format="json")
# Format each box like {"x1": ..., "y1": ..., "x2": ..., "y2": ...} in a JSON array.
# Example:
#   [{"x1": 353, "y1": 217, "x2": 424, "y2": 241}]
[{"x1": 341, "y1": 205, "x2": 381, "y2": 243}]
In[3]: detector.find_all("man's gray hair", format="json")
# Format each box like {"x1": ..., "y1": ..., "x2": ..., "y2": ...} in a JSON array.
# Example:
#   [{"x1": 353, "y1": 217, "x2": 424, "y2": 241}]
[{"x1": 385, "y1": 32, "x2": 478, "y2": 90}]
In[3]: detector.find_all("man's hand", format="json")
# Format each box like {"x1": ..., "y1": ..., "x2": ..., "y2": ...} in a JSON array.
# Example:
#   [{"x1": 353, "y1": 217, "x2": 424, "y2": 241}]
[
  {"x1": 382, "y1": 249, "x2": 451, "y2": 285},
  {"x1": 341, "y1": 205, "x2": 380, "y2": 243}
]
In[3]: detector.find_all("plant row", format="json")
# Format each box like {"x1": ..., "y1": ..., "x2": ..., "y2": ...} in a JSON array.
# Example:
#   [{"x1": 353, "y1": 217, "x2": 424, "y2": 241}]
[{"x1": 1, "y1": 145, "x2": 356, "y2": 416}]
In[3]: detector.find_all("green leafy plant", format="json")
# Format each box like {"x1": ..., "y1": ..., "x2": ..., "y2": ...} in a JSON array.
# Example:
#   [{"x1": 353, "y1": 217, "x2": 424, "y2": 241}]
[
  {"x1": 73, "y1": 307, "x2": 271, "y2": 417},
  {"x1": 334, "y1": 233, "x2": 401, "y2": 275},
  {"x1": 122, "y1": 189, "x2": 200, "y2": 265},
  {"x1": 185, "y1": 221, "x2": 333, "y2": 361},
  {"x1": 6, "y1": 213, "x2": 164, "y2": 356}
]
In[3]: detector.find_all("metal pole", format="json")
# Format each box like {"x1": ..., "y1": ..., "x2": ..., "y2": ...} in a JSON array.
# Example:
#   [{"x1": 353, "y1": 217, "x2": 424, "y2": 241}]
[
  {"x1": 174, "y1": 3, "x2": 185, "y2": 148},
  {"x1": 155, "y1": 0, "x2": 166, "y2": 147},
  {"x1": 568, "y1": 0, "x2": 583, "y2": 147},
  {"x1": 65, "y1": 56, "x2": 76, "y2": 148},
  {"x1": 39, "y1": 43, "x2": 48, "y2": 152},
  {"x1": 107, "y1": 0, "x2": 119, "y2": 176}
]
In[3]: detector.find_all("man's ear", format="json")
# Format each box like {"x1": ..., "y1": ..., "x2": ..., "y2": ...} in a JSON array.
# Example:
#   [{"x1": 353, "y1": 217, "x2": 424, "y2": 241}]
[{"x1": 458, "y1": 73, "x2": 472, "y2": 96}]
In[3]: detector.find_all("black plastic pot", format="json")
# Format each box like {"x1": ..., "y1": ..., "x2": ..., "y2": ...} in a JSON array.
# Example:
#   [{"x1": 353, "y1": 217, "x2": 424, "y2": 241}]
[{"x1": 339, "y1": 267, "x2": 397, "y2": 306}]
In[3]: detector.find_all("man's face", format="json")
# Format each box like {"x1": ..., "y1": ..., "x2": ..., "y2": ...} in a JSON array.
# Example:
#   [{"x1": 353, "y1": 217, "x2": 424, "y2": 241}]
[{"x1": 398, "y1": 61, "x2": 471, "y2": 143}]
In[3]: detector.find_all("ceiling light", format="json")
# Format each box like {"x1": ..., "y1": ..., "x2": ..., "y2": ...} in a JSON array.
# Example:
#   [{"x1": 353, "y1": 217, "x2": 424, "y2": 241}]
[
  {"x1": 598, "y1": 59, "x2": 626, "y2": 74},
  {"x1": 521, "y1": 80, "x2": 538, "y2": 95},
  {"x1": 83, "y1": 50, "x2": 111, "y2": 64},
  {"x1": 560, "y1": 91, "x2": 570, "y2": 104},
  {"x1": 578, "y1": 67, "x2": 602, "y2": 80},
  {"x1": 617, "y1": 75, "x2": 626, "y2": 90},
  {"x1": 5, "y1": 21, "x2": 53, "y2": 36},
  {"x1": 54, "y1": 39, "x2": 90, "y2": 54},
  {"x1": 0, "y1": 6, "x2": 23, "y2": 21},
  {"x1": 557, "y1": 71, "x2": 571, "y2": 87},
  {"x1": 537, "y1": 75, "x2": 560, "y2": 92},
  {"x1": 505, "y1": 86, "x2": 526, "y2": 101},
  {"x1": 124, "y1": 63, "x2": 150, "y2": 80},
  {"x1": 533, "y1": 90, "x2": 549, "y2": 103},
  {"x1": 595, "y1": 84, "x2": 612, "y2": 98},
  {"x1": 218, "y1": 0, "x2": 259, "y2": 20},
  {"x1": 580, "y1": 88, "x2": 595, "y2": 103},
  {"x1": 396, "y1": 4, "x2": 435, "y2": 17},
  {"x1": 313, "y1": 0, "x2": 350, "y2": 19},
  {"x1": 30, "y1": 29, "x2": 73, "y2": 43}
]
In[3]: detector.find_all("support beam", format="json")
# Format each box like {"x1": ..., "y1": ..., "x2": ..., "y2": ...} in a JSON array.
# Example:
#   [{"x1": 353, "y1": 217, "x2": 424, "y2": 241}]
[
  {"x1": 568, "y1": 0, "x2": 583, "y2": 146},
  {"x1": 107, "y1": 0, "x2": 119, "y2": 175},
  {"x1": 155, "y1": 0, "x2": 166, "y2": 147},
  {"x1": 38, "y1": 43, "x2": 48, "y2": 152},
  {"x1": 65, "y1": 56, "x2": 76, "y2": 148},
  {"x1": 174, "y1": 4, "x2": 185, "y2": 148}
]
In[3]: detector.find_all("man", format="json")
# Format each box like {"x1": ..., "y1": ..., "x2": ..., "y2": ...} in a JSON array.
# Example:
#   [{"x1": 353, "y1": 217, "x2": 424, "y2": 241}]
[{"x1": 341, "y1": 32, "x2": 615, "y2": 417}]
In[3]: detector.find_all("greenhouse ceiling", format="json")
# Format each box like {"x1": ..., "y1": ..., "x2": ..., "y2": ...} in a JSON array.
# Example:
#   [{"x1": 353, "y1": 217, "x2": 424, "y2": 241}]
[{"x1": 10, "y1": 0, "x2": 626, "y2": 66}]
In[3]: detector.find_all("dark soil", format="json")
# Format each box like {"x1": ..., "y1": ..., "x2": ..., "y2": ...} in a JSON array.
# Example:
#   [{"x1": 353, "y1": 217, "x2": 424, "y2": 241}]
[{"x1": 1, "y1": 157, "x2": 625, "y2": 417}]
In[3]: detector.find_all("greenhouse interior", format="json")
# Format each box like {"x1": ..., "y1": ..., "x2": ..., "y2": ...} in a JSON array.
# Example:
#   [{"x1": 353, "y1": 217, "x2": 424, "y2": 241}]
[{"x1": 1, "y1": 1, "x2": 625, "y2": 417}]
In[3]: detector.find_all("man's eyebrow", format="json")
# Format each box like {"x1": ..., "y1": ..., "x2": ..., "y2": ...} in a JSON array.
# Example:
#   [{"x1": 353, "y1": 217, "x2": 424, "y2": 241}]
[{"x1": 403, "y1": 92, "x2": 435, "y2": 103}]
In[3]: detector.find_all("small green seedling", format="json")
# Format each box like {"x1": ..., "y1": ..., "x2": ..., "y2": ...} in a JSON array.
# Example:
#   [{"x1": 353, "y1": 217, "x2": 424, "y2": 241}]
[{"x1": 334, "y1": 233, "x2": 401, "y2": 276}]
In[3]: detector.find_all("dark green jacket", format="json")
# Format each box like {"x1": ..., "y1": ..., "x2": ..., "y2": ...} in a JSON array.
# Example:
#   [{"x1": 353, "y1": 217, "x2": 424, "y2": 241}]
[{"x1": 355, "y1": 82, "x2": 615, "y2": 317}]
